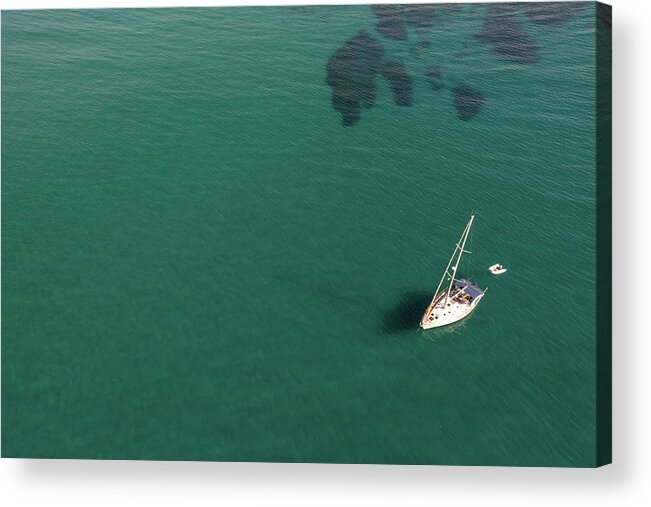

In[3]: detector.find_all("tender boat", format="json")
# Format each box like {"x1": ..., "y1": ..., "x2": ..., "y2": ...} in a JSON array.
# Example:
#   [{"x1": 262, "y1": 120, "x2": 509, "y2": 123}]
[
  {"x1": 420, "y1": 214, "x2": 485, "y2": 329},
  {"x1": 488, "y1": 263, "x2": 507, "y2": 275}
]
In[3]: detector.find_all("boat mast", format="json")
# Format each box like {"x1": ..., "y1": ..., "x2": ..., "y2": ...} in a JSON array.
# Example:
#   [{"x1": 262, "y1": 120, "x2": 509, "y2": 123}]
[
  {"x1": 429, "y1": 214, "x2": 473, "y2": 307},
  {"x1": 444, "y1": 214, "x2": 474, "y2": 305}
]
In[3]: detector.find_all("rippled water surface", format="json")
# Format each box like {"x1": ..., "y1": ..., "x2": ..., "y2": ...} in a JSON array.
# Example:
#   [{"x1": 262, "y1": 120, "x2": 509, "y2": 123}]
[{"x1": 2, "y1": 4, "x2": 605, "y2": 466}]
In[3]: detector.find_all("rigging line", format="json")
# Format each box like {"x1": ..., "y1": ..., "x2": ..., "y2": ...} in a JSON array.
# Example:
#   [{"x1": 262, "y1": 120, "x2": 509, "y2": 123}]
[
  {"x1": 471, "y1": 218, "x2": 475, "y2": 277},
  {"x1": 470, "y1": 209, "x2": 475, "y2": 279}
]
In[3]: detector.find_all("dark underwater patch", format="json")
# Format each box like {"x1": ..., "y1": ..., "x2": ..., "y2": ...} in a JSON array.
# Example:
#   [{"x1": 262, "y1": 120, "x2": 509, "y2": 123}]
[
  {"x1": 374, "y1": 4, "x2": 464, "y2": 38},
  {"x1": 522, "y1": 2, "x2": 588, "y2": 27},
  {"x1": 403, "y1": 4, "x2": 463, "y2": 30},
  {"x1": 453, "y1": 84, "x2": 485, "y2": 121},
  {"x1": 325, "y1": 30, "x2": 384, "y2": 126},
  {"x1": 382, "y1": 61, "x2": 413, "y2": 107},
  {"x1": 372, "y1": 5, "x2": 407, "y2": 41},
  {"x1": 425, "y1": 64, "x2": 444, "y2": 91},
  {"x1": 401, "y1": 4, "x2": 437, "y2": 31},
  {"x1": 476, "y1": 4, "x2": 540, "y2": 63}
]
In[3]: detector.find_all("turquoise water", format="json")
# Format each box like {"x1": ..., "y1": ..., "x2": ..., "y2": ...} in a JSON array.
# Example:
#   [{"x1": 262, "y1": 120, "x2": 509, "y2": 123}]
[{"x1": 2, "y1": 4, "x2": 602, "y2": 466}]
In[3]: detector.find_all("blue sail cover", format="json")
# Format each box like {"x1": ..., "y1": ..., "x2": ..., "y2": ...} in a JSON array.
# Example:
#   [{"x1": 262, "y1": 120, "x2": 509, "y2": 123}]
[{"x1": 456, "y1": 279, "x2": 484, "y2": 298}]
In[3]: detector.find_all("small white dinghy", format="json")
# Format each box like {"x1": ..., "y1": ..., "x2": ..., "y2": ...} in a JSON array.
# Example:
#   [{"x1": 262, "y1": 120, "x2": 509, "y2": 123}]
[{"x1": 488, "y1": 263, "x2": 507, "y2": 275}]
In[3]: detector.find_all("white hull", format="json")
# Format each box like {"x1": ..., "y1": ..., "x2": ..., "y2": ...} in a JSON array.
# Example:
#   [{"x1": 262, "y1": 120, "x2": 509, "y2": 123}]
[{"x1": 420, "y1": 288, "x2": 484, "y2": 329}]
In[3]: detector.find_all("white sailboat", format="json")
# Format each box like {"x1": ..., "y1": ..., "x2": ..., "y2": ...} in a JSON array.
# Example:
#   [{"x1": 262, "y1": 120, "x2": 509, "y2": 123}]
[{"x1": 420, "y1": 213, "x2": 485, "y2": 329}]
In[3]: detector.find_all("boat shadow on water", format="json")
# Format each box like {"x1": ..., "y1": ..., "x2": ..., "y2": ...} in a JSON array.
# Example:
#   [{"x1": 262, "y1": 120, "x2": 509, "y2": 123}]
[
  {"x1": 381, "y1": 291, "x2": 432, "y2": 334},
  {"x1": 381, "y1": 290, "x2": 473, "y2": 338}
]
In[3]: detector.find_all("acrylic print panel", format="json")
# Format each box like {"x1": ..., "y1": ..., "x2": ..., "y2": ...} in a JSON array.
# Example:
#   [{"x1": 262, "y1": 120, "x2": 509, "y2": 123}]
[{"x1": 1, "y1": 2, "x2": 611, "y2": 466}]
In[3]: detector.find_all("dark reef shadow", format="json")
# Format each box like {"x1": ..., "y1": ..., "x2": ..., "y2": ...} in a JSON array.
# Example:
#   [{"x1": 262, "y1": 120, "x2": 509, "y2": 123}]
[
  {"x1": 382, "y1": 291, "x2": 432, "y2": 334},
  {"x1": 382, "y1": 61, "x2": 413, "y2": 107},
  {"x1": 476, "y1": 4, "x2": 540, "y2": 63},
  {"x1": 452, "y1": 84, "x2": 485, "y2": 121},
  {"x1": 325, "y1": 30, "x2": 384, "y2": 126}
]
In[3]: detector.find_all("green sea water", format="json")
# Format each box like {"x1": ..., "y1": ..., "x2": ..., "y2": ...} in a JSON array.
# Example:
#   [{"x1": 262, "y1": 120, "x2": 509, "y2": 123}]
[{"x1": 2, "y1": 4, "x2": 601, "y2": 466}]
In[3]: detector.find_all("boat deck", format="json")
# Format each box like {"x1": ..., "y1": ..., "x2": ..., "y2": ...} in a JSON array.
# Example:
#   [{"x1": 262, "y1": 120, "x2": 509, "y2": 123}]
[{"x1": 421, "y1": 279, "x2": 484, "y2": 329}]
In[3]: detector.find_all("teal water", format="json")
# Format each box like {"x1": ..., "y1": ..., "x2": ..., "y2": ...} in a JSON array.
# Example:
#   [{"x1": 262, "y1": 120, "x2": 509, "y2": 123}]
[{"x1": 2, "y1": 4, "x2": 601, "y2": 466}]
